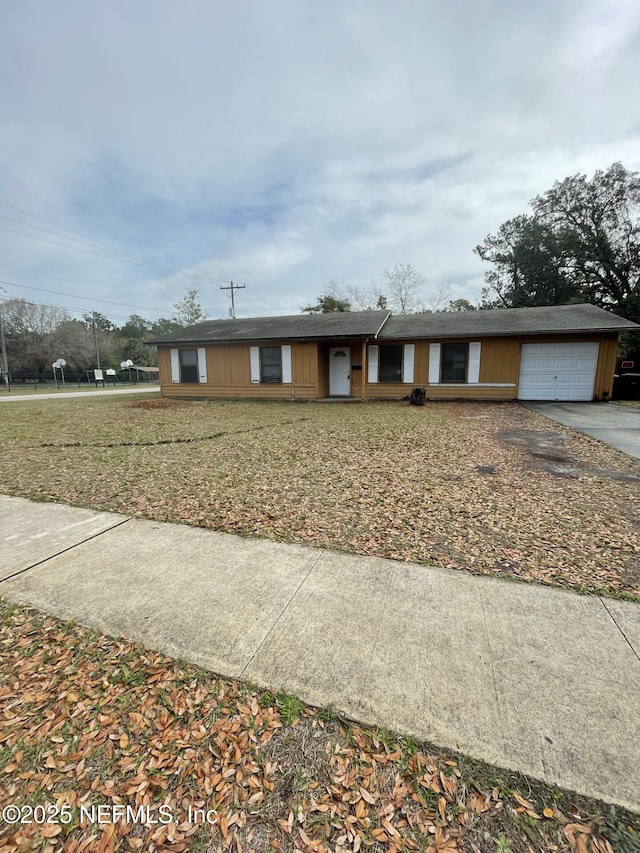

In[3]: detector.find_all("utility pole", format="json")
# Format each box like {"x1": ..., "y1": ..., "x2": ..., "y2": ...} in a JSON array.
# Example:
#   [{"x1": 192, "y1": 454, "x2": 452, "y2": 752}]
[
  {"x1": 0, "y1": 287, "x2": 9, "y2": 390},
  {"x1": 220, "y1": 281, "x2": 245, "y2": 319},
  {"x1": 0, "y1": 304, "x2": 9, "y2": 390},
  {"x1": 92, "y1": 310, "x2": 101, "y2": 368}
]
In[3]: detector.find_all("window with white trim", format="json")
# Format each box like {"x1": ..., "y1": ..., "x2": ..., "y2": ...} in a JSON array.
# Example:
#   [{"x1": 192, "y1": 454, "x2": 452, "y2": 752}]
[
  {"x1": 368, "y1": 343, "x2": 414, "y2": 383},
  {"x1": 249, "y1": 345, "x2": 292, "y2": 384}
]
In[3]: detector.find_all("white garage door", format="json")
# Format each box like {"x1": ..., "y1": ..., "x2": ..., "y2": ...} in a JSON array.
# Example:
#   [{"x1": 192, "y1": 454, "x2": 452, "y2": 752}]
[{"x1": 518, "y1": 342, "x2": 599, "y2": 401}]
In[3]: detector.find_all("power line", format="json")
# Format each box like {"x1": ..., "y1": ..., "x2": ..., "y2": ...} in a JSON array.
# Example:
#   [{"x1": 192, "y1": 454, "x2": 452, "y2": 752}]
[
  {"x1": 0, "y1": 199, "x2": 234, "y2": 284},
  {"x1": 0, "y1": 213, "x2": 147, "y2": 261},
  {"x1": 0, "y1": 219, "x2": 227, "y2": 284},
  {"x1": 0, "y1": 223, "x2": 225, "y2": 281},
  {"x1": 0, "y1": 296, "x2": 132, "y2": 324},
  {"x1": 0, "y1": 278, "x2": 170, "y2": 315},
  {"x1": 0, "y1": 201, "x2": 159, "y2": 257}
]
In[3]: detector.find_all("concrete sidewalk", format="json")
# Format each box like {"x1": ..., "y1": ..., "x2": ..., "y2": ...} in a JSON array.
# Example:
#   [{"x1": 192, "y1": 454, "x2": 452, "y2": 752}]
[
  {"x1": 1, "y1": 494, "x2": 639, "y2": 812},
  {"x1": 0, "y1": 386, "x2": 158, "y2": 402}
]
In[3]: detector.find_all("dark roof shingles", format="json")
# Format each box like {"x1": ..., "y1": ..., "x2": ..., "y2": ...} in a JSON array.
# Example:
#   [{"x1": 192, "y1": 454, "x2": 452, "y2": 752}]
[
  {"x1": 148, "y1": 304, "x2": 638, "y2": 346},
  {"x1": 379, "y1": 303, "x2": 638, "y2": 339},
  {"x1": 147, "y1": 310, "x2": 389, "y2": 344}
]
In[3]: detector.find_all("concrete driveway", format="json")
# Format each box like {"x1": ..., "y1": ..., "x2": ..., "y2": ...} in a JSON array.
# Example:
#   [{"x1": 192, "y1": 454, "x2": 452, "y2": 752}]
[{"x1": 522, "y1": 402, "x2": 640, "y2": 460}]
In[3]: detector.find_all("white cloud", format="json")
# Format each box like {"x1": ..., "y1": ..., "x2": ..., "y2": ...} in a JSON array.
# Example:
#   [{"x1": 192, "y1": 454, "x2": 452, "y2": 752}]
[{"x1": 0, "y1": 0, "x2": 639, "y2": 321}]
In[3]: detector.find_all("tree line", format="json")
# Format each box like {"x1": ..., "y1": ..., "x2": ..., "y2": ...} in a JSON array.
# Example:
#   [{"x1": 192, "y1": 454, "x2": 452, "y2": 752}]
[{"x1": 0, "y1": 290, "x2": 207, "y2": 380}]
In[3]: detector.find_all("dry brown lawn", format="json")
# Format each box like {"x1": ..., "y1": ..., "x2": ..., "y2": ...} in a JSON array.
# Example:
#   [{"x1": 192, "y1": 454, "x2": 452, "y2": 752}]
[{"x1": 1, "y1": 396, "x2": 639, "y2": 598}]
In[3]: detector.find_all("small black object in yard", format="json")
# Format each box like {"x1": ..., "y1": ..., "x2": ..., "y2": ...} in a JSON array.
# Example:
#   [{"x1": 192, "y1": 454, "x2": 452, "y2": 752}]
[{"x1": 409, "y1": 387, "x2": 426, "y2": 406}]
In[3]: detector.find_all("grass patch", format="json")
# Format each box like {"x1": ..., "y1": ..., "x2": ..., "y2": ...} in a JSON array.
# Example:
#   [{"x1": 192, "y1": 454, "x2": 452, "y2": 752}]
[{"x1": 275, "y1": 692, "x2": 305, "y2": 726}]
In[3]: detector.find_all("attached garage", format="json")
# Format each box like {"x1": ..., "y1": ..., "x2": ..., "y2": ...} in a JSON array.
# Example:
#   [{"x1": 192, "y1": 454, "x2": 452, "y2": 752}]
[
  {"x1": 518, "y1": 342, "x2": 599, "y2": 401},
  {"x1": 150, "y1": 304, "x2": 637, "y2": 402}
]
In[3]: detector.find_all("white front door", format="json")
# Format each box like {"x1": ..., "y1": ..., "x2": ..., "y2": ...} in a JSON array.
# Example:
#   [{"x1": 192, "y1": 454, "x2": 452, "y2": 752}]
[{"x1": 329, "y1": 347, "x2": 351, "y2": 396}]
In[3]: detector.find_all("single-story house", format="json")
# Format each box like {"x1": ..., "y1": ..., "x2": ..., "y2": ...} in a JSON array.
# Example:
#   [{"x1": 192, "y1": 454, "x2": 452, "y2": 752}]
[{"x1": 147, "y1": 303, "x2": 639, "y2": 402}]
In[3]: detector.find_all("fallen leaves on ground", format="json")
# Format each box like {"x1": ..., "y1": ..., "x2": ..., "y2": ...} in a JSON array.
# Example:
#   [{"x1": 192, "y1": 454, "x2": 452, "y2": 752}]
[
  {"x1": 1, "y1": 602, "x2": 637, "y2": 853},
  {"x1": 0, "y1": 398, "x2": 639, "y2": 597}
]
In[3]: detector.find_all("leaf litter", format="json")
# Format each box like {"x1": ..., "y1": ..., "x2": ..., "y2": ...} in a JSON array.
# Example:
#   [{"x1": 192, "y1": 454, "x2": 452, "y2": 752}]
[
  {"x1": 1, "y1": 601, "x2": 638, "y2": 853},
  {"x1": 1, "y1": 399, "x2": 639, "y2": 849},
  {"x1": 0, "y1": 398, "x2": 639, "y2": 598}
]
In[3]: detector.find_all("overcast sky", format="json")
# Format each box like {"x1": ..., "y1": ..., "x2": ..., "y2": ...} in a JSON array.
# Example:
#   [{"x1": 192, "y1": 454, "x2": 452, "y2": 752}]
[{"x1": 1, "y1": 0, "x2": 639, "y2": 324}]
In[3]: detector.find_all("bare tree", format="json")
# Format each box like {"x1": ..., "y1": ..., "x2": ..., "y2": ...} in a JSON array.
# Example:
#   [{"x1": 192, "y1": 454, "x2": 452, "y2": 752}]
[
  {"x1": 324, "y1": 268, "x2": 450, "y2": 315},
  {"x1": 332, "y1": 280, "x2": 388, "y2": 311},
  {"x1": 2, "y1": 299, "x2": 70, "y2": 376},
  {"x1": 383, "y1": 263, "x2": 427, "y2": 313},
  {"x1": 51, "y1": 320, "x2": 95, "y2": 370},
  {"x1": 422, "y1": 281, "x2": 452, "y2": 312}
]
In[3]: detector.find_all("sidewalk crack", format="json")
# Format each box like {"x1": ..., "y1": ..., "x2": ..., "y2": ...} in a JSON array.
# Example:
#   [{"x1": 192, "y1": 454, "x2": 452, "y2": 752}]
[
  {"x1": 364, "y1": 566, "x2": 396, "y2": 673},
  {"x1": 0, "y1": 518, "x2": 132, "y2": 585},
  {"x1": 238, "y1": 551, "x2": 322, "y2": 679},
  {"x1": 479, "y1": 588, "x2": 504, "y2": 731},
  {"x1": 599, "y1": 597, "x2": 640, "y2": 664}
]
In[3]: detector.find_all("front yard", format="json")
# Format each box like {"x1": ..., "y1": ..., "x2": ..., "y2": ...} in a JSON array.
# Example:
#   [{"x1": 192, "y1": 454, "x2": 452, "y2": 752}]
[{"x1": 1, "y1": 397, "x2": 639, "y2": 598}]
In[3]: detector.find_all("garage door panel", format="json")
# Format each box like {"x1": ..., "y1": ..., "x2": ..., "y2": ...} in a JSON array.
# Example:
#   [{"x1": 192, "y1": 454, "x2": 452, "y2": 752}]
[
  {"x1": 518, "y1": 342, "x2": 598, "y2": 401},
  {"x1": 575, "y1": 357, "x2": 598, "y2": 369}
]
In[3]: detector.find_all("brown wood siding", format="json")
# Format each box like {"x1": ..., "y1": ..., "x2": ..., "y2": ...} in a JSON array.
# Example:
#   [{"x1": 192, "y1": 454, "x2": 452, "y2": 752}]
[
  {"x1": 161, "y1": 383, "x2": 317, "y2": 400},
  {"x1": 593, "y1": 336, "x2": 618, "y2": 399},
  {"x1": 157, "y1": 347, "x2": 171, "y2": 384},
  {"x1": 206, "y1": 343, "x2": 249, "y2": 385},
  {"x1": 158, "y1": 342, "x2": 319, "y2": 400},
  {"x1": 292, "y1": 342, "x2": 318, "y2": 386},
  {"x1": 365, "y1": 383, "x2": 516, "y2": 400},
  {"x1": 158, "y1": 333, "x2": 620, "y2": 402},
  {"x1": 478, "y1": 339, "x2": 520, "y2": 384},
  {"x1": 414, "y1": 341, "x2": 430, "y2": 384},
  {"x1": 364, "y1": 383, "x2": 414, "y2": 399},
  {"x1": 425, "y1": 385, "x2": 517, "y2": 400},
  {"x1": 317, "y1": 345, "x2": 329, "y2": 398},
  {"x1": 350, "y1": 346, "x2": 362, "y2": 399}
]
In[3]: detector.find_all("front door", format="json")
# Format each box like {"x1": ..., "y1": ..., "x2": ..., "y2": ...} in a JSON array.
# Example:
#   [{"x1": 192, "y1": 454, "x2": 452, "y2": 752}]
[{"x1": 329, "y1": 348, "x2": 351, "y2": 396}]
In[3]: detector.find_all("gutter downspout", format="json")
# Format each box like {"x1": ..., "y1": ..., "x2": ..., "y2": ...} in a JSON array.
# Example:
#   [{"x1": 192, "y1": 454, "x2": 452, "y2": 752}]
[
  {"x1": 361, "y1": 313, "x2": 392, "y2": 401},
  {"x1": 374, "y1": 312, "x2": 392, "y2": 339}
]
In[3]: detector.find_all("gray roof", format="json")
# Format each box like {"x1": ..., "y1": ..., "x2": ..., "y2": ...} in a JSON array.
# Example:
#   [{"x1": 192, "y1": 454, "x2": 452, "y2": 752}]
[
  {"x1": 147, "y1": 310, "x2": 390, "y2": 344},
  {"x1": 148, "y1": 303, "x2": 638, "y2": 346},
  {"x1": 379, "y1": 303, "x2": 639, "y2": 339}
]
